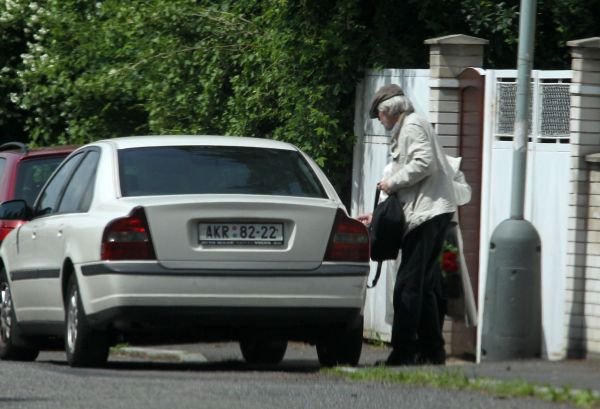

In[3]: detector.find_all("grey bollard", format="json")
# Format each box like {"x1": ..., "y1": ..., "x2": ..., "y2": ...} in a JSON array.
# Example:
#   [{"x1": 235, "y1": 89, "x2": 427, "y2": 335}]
[{"x1": 481, "y1": 218, "x2": 542, "y2": 361}]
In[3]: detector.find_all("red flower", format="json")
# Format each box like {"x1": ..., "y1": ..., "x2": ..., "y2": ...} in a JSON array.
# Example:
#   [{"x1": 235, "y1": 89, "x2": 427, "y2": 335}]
[{"x1": 441, "y1": 249, "x2": 458, "y2": 273}]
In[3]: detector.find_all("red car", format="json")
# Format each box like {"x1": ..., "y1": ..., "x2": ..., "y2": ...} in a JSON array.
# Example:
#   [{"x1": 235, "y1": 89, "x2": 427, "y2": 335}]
[{"x1": 0, "y1": 142, "x2": 76, "y2": 242}]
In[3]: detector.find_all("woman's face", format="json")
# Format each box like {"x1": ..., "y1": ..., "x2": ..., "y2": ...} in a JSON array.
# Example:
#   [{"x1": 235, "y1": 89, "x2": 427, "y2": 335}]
[{"x1": 377, "y1": 110, "x2": 396, "y2": 131}]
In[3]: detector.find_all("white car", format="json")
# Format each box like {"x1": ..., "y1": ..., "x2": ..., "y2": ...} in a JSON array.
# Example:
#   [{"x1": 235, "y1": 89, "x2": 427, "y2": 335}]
[{"x1": 0, "y1": 135, "x2": 370, "y2": 367}]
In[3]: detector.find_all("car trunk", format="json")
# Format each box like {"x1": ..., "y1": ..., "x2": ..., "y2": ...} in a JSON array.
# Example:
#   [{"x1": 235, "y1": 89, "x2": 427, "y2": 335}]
[{"x1": 141, "y1": 195, "x2": 339, "y2": 270}]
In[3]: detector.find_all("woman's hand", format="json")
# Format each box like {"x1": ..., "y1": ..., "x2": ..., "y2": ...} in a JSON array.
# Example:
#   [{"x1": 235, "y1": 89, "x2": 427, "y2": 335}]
[
  {"x1": 377, "y1": 179, "x2": 391, "y2": 194},
  {"x1": 357, "y1": 213, "x2": 373, "y2": 226}
]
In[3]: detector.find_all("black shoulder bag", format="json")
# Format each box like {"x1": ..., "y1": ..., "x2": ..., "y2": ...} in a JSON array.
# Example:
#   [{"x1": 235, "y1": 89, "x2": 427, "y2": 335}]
[{"x1": 368, "y1": 188, "x2": 405, "y2": 288}]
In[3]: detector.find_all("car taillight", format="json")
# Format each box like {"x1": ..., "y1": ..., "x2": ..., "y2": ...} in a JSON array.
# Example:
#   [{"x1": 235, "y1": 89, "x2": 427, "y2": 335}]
[
  {"x1": 101, "y1": 206, "x2": 156, "y2": 260},
  {"x1": 324, "y1": 209, "x2": 370, "y2": 262}
]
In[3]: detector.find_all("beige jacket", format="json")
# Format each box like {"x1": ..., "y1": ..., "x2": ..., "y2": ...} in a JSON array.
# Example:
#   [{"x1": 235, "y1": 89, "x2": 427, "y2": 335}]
[{"x1": 384, "y1": 113, "x2": 457, "y2": 234}]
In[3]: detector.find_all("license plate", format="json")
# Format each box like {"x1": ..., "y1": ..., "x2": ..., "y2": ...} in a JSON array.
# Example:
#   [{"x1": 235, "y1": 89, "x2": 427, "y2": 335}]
[{"x1": 198, "y1": 223, "x2": 284, "y2": 245}]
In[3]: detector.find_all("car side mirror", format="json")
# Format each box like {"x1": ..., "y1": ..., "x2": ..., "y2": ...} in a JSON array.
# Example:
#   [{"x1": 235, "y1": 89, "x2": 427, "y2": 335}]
[{"x1": 0, "y1": 199, "x2": 32, "y2": 220}]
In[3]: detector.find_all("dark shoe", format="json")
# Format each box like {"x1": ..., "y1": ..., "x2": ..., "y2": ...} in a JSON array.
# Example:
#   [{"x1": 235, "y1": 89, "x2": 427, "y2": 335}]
[
  {"x1": 419, "y1": 356, "x2": 446, "y2": 365},
  {"x1": 376, "y1": 350, "x2": 418, "y2": 367},
  {"x1": 418, "y1": 350, "x2": 446, "y2": 365}
]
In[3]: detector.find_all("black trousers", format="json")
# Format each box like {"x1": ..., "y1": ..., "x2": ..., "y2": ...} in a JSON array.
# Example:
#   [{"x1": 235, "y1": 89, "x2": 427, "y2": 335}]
[{"x1": 391, "y1": 212, "x2": 453, "y2": 359}]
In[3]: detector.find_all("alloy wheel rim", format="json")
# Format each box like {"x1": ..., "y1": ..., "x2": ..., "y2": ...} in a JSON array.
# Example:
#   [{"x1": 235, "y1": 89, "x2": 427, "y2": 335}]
[
  {"x1": 0, "y1": 283, "x2": 13, "y2": 343},
  {"x1": 67, "y1": 289, "x2": 79, "y2": 353}
]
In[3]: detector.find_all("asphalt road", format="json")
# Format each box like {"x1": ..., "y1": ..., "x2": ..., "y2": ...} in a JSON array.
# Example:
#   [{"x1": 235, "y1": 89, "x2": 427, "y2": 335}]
[{"x1": 0, "y1": 343, "x2": 576, "y2": 409}]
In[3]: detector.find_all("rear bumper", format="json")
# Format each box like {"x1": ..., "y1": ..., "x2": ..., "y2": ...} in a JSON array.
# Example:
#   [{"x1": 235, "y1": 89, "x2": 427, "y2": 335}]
[
  {"x1": 86, "y1": 306, "x2": 362, "y2": 343},
  {"x1": 77, "y1": 261, "x2": 369, "y2": 336}
]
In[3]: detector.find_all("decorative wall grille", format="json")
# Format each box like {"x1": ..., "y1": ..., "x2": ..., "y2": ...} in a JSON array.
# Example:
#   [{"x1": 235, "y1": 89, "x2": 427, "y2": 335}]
[{"x1": 494, "y1": 76, "x2": 570, "y2": 143}]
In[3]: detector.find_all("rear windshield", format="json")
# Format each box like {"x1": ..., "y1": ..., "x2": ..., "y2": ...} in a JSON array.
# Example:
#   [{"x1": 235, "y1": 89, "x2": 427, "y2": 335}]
[
  {"x1": 118, "y1": 145, "x2": 327, "y2": 198},
  {"x1": 15, "y1": 156, "x2": 68, "y2": 206}
]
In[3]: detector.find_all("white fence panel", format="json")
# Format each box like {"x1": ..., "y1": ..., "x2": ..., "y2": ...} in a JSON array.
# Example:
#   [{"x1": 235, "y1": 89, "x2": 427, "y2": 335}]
[{"x1": 478, "y1": 69, "x2": 571, "y2": 361}]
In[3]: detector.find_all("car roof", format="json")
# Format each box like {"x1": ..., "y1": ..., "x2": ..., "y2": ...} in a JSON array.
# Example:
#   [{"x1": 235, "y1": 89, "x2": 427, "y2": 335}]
[
  {"x1": 0, "y1": 142, "x2": 77, "y2": 159},
  {"x1": 93, "y1": 135, "x2": 298, "y2": 151},
  {"x1": 19, "y1": 146, "x2": 78, "y2": 158}
]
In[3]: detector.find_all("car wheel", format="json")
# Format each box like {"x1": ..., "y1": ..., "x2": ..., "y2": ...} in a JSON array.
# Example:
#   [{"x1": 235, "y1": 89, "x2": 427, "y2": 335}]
[
  {"x1": 0, "y1": 269, "x2": 39, "y2": 361},
  {"x1": 65, "y1": 276, "x2": 109, "y2": 367},
  {"x1": 239, "y1": 337, "x2": 287, "y2": 365},
  {"x1": 316, "y1": 315, "x2": 363, "y2": 367}
]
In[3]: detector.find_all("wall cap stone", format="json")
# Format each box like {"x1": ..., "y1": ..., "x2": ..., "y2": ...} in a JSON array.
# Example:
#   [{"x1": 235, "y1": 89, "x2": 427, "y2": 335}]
[
  {"x1": 571, "y1": 84, "x2": 600, "y2": 96},
  {"x1": 585, "y1": 153, "x2": 600, "y2": 163},
  {"x1": 424, "y1": 34, "x2": 489, "y2": 46},
  {"x1": 567, "y1": 37, "x2": 600, "y2": 49},
  {"x1": 429, "y1": 79, "x2": 460, "y2": 89}
]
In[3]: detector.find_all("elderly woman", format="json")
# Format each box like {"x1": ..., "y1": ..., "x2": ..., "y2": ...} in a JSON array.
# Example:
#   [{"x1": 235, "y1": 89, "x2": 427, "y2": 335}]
[{"x1": 358, "y1": 84, "x2": 457, "y2": 366}]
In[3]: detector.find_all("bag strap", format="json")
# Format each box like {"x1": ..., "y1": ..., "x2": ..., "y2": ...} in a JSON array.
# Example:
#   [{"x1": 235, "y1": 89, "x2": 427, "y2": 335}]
[
  {"x1": 367, "y1": 261, "x2": 382, "y2": 289},
  {"x1": 368, "y1": 186, "x2": 382, "y2": 289},
  {"x1": 373, "y1": 187, "x2": 381, "y2": 212}
]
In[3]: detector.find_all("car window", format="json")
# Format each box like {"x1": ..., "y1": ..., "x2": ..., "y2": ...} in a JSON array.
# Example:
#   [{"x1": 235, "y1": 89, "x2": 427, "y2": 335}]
[
  {"x1": 34, "y1": 152, "x2": 85, "y2": 217},
  {"x1": 118, "y1": 146, "x2": 327, "y2": 198},
  {"x1": 14, "y1": 155, "x2": 69, "y2": 207},
  {"x1": 57, "y1": 151, "x2": 99, "y2": 214}
]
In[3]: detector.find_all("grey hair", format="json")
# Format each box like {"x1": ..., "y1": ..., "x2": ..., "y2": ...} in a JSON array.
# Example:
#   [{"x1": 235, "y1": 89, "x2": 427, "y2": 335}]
[{"x1": 378, "y1": 95, "x2": 414, "y2": 117}]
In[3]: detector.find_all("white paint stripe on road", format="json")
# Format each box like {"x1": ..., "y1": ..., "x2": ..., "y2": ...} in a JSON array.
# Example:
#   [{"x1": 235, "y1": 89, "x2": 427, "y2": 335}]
[{"x1": 114, "y1": 347, "x2": 208, "y2": 362}]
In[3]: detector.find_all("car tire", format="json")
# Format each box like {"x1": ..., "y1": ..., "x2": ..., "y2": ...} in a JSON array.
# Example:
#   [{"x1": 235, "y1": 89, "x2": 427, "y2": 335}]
[
  {"x1": 65, "y1": 276, "x2": 109, "y2": 367},
  {"x1": 0, "y1": 269, "x2": 39, "y2": 361},
  {"x1": 316, "y1": 315, "x2": 363, "y2": 367},
  {"x1": 239, "y1": 337, "x2": 287, "y2": 365}
]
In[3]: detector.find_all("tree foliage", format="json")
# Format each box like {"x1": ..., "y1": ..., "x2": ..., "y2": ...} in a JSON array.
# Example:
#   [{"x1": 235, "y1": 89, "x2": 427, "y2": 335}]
[
  {"x1": 1, "y1": 0, "x2": 598, "y2": 202},
  {"x1": 0, "y1": 0, "x2": 29, "y2": 142},
  {"x1": 462, "y1": 0, "x2": 600, "y2": 68},
  {"x1": 1, "y1": 0, "x2": 371, "y2": 199}
]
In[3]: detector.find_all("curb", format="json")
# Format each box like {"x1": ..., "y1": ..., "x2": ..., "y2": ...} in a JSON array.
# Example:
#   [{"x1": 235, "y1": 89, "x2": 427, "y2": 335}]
[{"x1": 111, "y1": 346, "x2": 208, "y2": 363}]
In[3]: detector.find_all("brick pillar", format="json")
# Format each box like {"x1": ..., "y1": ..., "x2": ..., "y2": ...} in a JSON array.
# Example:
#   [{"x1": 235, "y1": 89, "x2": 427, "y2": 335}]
[
  {"x1": 424, "y1": 34, "x2": 488, "y2": 359},
  {"x1": 425, "y1": 34, "x2": 488, "y2": 156},
  {"x1": 566, "y1": 37, "x2": 600, "y2": 358}
]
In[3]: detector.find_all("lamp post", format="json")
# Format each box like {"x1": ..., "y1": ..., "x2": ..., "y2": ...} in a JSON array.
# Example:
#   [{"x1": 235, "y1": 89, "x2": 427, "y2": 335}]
[{"x1": 480, "y1": 0, "x2": 542, "y2": 361}]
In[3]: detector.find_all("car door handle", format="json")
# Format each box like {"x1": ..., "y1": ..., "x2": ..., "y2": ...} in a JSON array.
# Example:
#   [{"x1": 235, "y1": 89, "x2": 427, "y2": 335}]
[
  {"x1": 31, "y1": 232, "x2": 37, "y2": 240},
  {"x1": 57, "y1": 229, "x2": 63, "y2": 238}
]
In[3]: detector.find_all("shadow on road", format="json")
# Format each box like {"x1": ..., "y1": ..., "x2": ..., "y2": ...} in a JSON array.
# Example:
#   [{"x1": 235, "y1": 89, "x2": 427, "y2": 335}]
[{"x1": 42, "y1": 358, "x2": 323, "y2": 373}]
